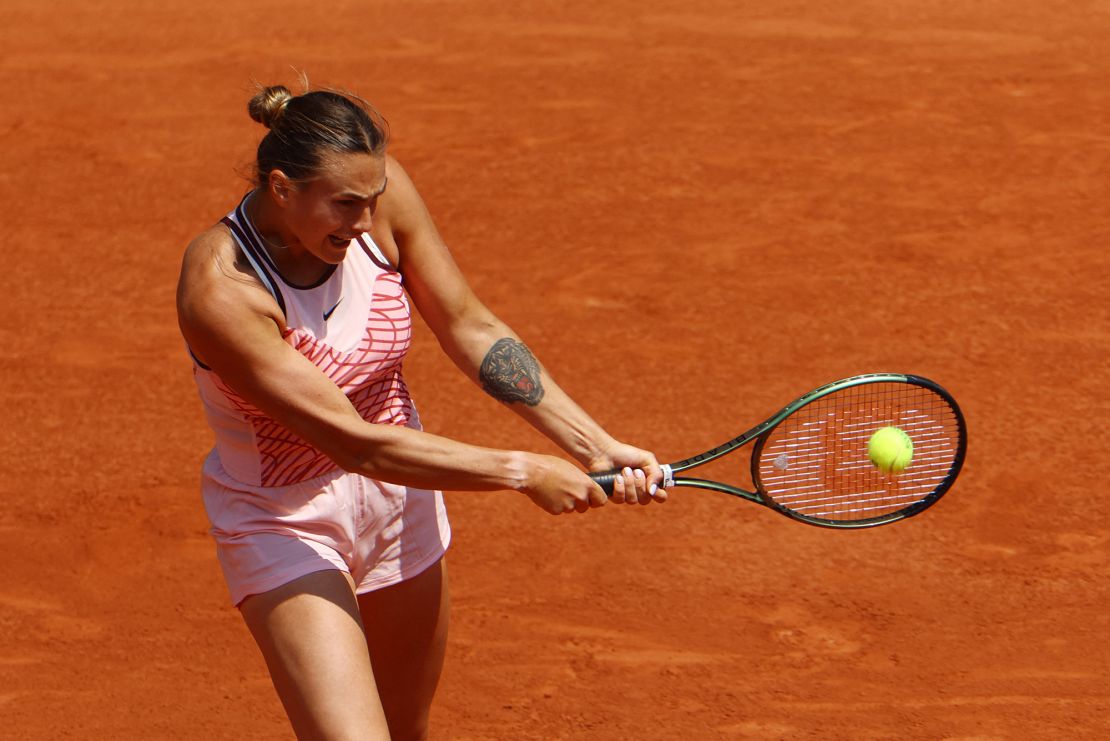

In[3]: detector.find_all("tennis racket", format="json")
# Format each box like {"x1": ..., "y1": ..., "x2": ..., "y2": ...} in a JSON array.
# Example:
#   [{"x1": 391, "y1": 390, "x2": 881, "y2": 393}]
[{"x1": 591, "y1": 373, "x2": 967, "y2": 529}]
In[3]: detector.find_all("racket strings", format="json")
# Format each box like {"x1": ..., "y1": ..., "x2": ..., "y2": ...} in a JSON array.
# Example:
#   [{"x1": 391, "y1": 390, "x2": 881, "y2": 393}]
[{"x1": 756, "y1": 382, "x2": 962, "y2": 523}]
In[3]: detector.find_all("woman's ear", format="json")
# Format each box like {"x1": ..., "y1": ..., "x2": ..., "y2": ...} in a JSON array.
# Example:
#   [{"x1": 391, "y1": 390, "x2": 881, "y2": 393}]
[{"x1": 268, "y1": 169, "x2": 294, "y2": 205}]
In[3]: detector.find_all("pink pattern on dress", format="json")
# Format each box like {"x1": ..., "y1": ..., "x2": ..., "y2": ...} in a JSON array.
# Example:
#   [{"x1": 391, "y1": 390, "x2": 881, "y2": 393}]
[{"x1": 214, "y1": 272, "x2": 414, "y2": 487}]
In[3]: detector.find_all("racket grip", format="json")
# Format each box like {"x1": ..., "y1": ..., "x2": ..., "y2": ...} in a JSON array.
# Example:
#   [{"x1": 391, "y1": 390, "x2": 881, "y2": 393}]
[
  {"x1": 589, "y1": 464, "x2": 673, "y2": 497},
  {"x1": 589, "y1": 470, "x2": 619, "y2": 496}
]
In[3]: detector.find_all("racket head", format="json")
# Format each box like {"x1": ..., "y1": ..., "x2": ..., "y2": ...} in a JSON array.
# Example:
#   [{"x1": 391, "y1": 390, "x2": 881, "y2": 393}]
[{"x1": 750, "y1": 374, "x2": 967, "y2": 528}]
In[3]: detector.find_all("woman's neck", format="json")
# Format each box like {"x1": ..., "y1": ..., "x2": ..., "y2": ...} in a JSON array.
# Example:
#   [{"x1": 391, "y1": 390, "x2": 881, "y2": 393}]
[{"x1": 246, "y1": 190, "x2": 330, "y2": 285}]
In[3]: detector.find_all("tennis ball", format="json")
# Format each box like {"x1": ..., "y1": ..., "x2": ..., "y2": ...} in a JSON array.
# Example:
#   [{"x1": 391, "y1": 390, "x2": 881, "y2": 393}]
[{"x1": 868, "y1": 426, "x2": 914, "y2": 474}]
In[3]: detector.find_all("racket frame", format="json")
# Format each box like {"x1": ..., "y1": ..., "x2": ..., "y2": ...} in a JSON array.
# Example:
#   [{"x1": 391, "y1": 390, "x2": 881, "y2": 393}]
[{"x1": 630, "y1": 373, "x2": 967, "y2": 529}]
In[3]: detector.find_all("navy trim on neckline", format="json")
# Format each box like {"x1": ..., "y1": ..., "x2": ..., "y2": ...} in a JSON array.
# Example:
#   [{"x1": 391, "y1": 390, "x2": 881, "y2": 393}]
[
  {"x1": 222, "y1": 215, "x2": 288, "y2": 319},
  {"x1": 358, "y1": 235, "x2": 397, "y2": 273},
  {"x1": 187, "y1": 345, "x2": 213, "y2": 371}
]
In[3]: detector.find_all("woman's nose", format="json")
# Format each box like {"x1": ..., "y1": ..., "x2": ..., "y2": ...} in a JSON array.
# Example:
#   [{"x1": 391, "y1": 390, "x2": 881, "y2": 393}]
[{"x1": 352, "y1": 207, "x2": 373, "y2": 233}]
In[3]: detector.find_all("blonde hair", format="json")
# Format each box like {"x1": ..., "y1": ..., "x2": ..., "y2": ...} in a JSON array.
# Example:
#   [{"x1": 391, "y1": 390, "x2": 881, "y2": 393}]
[{"x1": 247, "y1": 85, "x2": 294, "y2": 129}]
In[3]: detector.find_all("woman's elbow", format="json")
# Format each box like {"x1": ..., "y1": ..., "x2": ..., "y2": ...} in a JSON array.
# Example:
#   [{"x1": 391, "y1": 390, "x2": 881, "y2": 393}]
[{"x1": 322, "y1": 427, "x2": 396, "y2": 479}]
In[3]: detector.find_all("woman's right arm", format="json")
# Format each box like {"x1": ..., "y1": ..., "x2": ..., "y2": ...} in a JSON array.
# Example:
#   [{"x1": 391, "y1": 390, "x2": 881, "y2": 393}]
[{"x1": 176, "y1": 228, "x2": 607, "y2": 514}]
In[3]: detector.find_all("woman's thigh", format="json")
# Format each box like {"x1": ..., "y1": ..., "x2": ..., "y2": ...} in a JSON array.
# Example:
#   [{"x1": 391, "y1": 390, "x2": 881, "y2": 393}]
[
  {"x1": 356, "y1": 558, "x2": 450, "y2": 741},
  {"x1": 240, "y1": 569, "x2": 390, "y2": 741}
]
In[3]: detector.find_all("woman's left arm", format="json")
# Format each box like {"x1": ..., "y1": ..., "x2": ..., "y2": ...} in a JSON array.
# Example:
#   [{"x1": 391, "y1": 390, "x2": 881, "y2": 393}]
[{"x1": 383, "y1": 156, "x2": 664, "y2": 504}]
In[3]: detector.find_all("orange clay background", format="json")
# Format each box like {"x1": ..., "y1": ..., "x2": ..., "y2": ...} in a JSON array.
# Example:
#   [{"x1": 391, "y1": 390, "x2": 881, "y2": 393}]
[{"x1": 2, "y1": 1, "x2": 1108, "y2": 738}]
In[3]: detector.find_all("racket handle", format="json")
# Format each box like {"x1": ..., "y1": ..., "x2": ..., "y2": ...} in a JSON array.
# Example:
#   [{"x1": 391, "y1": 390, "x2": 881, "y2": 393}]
[
  {"x1": 589, "y1": 471, "x2": 619, "y2": 496},
  {"x1": 589, "y1": 464, "x2": 673, "y2": 497}
]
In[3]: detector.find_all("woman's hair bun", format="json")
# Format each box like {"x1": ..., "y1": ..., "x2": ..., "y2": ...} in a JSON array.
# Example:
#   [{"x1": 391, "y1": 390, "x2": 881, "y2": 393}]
[{"x1": 248, "y1": 85, "x2": 294, "y2": 129}]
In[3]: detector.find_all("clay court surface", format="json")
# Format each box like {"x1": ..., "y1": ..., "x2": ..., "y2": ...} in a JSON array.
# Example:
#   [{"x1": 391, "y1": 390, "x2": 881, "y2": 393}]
[{"x1": 2, "y1": 0, "x2": 1108, "y2": 738}]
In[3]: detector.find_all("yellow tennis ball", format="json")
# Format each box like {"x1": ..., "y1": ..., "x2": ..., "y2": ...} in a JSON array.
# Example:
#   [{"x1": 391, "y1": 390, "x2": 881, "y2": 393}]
[{"x1": 868, "y1": 426, "x2": 914, "y2": 474}]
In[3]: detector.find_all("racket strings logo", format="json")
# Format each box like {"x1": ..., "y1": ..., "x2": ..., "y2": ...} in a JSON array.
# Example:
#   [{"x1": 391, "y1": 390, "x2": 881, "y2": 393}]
[{"x1": 773, "y1": 452, "x2": 791, "y2": 470}]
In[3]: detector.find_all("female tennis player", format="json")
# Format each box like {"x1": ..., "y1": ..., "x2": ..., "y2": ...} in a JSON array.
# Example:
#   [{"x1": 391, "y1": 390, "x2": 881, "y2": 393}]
[{"x1": 176, "y1": 83, "x2": 665, "y2": 740}]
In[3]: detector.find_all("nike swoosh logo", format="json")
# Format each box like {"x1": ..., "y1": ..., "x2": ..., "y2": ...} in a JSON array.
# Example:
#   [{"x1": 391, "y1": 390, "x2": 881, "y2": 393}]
[{"x1": 323, "y1": 297, "x2": 343, "y2": 321}]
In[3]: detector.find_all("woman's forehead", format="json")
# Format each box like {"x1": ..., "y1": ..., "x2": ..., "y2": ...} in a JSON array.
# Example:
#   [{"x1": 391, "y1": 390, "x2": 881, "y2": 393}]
[{"x1": 311, "y1": 151, "x2": 386, "y2": 194}]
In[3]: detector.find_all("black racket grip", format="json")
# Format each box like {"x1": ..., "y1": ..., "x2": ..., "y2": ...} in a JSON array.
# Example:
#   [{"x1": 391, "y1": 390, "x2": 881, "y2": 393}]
[
  {"x1": 590, "y1": 465, "x2": 672, "y2": 496},
  {"x1": 589, "y1": 470, "x2": 619, "y2": 496}
]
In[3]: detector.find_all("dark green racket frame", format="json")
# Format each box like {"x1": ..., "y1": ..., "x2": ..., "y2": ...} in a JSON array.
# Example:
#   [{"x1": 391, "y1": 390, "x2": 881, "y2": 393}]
[{"x1": 592, "y1": 373, "x2": 967, "y2": 529}]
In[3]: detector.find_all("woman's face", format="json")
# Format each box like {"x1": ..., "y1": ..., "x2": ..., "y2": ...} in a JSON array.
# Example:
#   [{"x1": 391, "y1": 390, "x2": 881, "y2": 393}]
[{"x1": 278, "y1": 150, "x2": 387, "y2": 264}]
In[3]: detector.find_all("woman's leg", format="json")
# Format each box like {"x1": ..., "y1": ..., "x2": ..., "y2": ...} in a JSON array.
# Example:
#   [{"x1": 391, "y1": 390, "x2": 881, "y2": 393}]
[
  {"x1": 356, "y1": 558, "x2": 450, "y2": 741},
  {"x1": 240, "y1": 569, "x2": 391, "y2": 740}
]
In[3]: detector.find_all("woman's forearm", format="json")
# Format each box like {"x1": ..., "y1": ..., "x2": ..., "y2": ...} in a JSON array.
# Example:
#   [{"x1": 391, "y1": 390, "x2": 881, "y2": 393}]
[
  {"x1": 332, "y1": 415, "x2": 537, "y2": 491},
  {"x1": 434, "y1": 315, "x2": 616, "y2": 467},
  {"x1": 330, "y1": 415, "x2": 611, "y2": 514}
]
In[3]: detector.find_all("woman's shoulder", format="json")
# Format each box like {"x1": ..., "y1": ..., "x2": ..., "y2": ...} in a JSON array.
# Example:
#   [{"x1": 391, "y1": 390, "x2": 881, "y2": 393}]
[
  {"x1": 185, "y1": 220, "x2": 235, "y2": 258},
  {"x1": 378, "y1": 154, "x2": 437, "y2": 236},
  {"x1": 178, "y1": 221, "x2": 271, "y2": 309},
  {"x1": 379, "y1": 155, "x2": 405, "y2": 207},
  {"x1": 177, "y1": 219, "x2": 286, "y2": 360},
  {"x1": 186, "y1": 213, "x2": 265, "y2": 272}
]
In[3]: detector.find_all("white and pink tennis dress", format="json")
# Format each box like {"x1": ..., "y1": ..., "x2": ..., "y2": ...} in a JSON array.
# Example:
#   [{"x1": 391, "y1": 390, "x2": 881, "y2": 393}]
[{"x1": 190, "y1": 193, "x2": 450, "y2": 605}]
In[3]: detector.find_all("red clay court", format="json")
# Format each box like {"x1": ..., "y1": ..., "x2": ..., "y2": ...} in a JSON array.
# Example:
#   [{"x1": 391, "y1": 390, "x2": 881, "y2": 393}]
[{"x1": 2, "y1": 0, "x2": 1108, "y2": 738}]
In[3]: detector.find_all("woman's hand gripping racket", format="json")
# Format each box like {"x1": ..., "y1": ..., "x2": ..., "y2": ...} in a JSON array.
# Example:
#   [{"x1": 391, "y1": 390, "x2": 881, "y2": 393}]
[{"x1": 591, "y1": 374, "x2": 967, "y2": 529}]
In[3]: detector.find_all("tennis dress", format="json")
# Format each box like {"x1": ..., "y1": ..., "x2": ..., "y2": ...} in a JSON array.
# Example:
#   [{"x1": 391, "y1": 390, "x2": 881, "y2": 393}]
[{"x1": 190, "y1": 193, "x2": 451, "y2": 605}]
